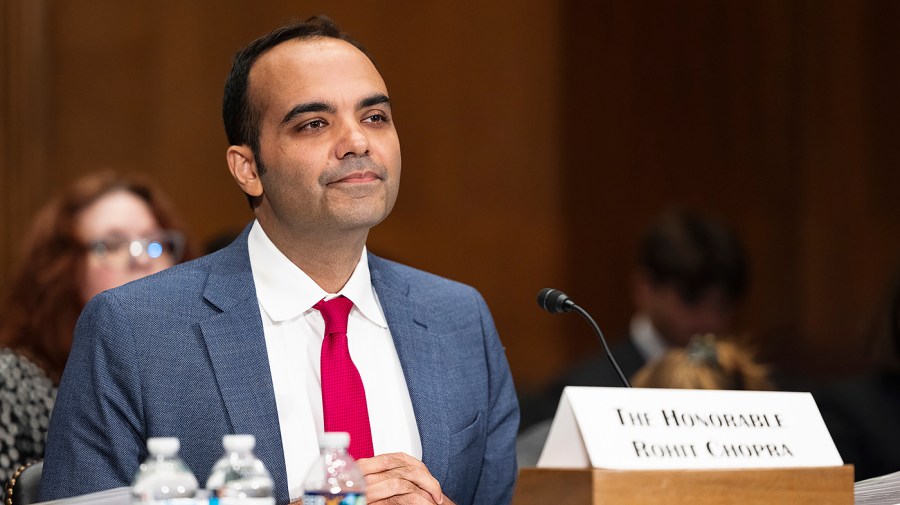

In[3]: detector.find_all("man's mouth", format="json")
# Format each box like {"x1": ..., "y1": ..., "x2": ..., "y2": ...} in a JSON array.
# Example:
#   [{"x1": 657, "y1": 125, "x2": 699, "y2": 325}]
[{"x1": 331, "y1": 171, "x2": 381, "y2": 184}]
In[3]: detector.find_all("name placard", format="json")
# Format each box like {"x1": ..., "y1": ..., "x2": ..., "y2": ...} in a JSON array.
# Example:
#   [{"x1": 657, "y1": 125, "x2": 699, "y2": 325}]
[{"x1": 537, "y1": 386, "x2": 842, "y2": 470}]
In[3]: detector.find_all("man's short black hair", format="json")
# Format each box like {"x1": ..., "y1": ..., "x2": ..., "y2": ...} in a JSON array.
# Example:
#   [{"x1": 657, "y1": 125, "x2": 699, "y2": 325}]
[
  {"x1": 222, "y1": 16, "x2": 368, "y2": 167},
  {"x1": 638, "y1": 209, "x2": 748, "y2": 305}
]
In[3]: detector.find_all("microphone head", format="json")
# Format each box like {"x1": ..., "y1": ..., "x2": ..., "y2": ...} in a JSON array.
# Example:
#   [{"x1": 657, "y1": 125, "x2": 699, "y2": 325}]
[{"x1": 537, "y1": 288, "x2": 575, "y2": 313}]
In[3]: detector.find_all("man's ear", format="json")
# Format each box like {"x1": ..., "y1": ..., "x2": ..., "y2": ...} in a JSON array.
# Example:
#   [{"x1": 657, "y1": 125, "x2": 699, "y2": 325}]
[{"x1": 226, "y1": 145, "x2": 263, "y2": 197}]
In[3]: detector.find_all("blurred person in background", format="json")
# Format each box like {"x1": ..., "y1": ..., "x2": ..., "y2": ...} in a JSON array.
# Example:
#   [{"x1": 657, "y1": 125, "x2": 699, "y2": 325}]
[
  {"x1": 814, "y1": 266, "x2": 900, "y2": 481},
  {"x1": 630, "y1": 333, "x2": 772, "y2": 390},
  {"x1": 519, "y1": 208, "x2": 749, "y2": 431},
  {"x1": 0, "y1": 170, "x2": 192, "y2": 484},
  {"x1": 517, "y1": 209, "x2": 748, "y2": 468}
]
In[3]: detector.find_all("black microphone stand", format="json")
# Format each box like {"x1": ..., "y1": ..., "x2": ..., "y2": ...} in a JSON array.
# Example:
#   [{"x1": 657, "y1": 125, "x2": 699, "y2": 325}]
[{"x1": 569, "y1": 302, "x2": 631, "y2": 388}]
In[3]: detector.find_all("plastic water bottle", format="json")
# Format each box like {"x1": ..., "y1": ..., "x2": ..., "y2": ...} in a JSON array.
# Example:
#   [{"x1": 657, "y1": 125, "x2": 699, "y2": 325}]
[
  {"x1": 302, "y1": 432, "x2": 366, "y2": 505},
  {"x1": 206, "y1": 434, "x2": 275, "y2": 505},
  {"x1": 131, "y1": 437, "x2": 199, "y2": 504}
]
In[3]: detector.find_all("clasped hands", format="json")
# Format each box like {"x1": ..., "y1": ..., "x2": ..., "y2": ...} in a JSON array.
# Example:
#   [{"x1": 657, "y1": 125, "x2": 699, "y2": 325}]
[
  {"x1": 291, "y1": 452, "x2": 454, "y2": 505},
  {"x1": 359, "y1": 452, "x2": 455, "y2": 504}
]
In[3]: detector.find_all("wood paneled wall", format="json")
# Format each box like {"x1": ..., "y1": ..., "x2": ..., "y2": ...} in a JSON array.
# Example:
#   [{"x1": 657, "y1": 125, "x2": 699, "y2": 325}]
[
  {"x1": 1, "y1": 1, "x2": 898, "y2": 391},
  {"x1": 561, "y1": 0, "x2": 900, "y2": 381}
]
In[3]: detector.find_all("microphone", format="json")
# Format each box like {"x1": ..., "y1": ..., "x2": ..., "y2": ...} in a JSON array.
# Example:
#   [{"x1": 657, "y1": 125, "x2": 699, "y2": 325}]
[
  {"x1": 537, "y1": 287, "x2": 575, "y2": 313},
  {"x1": 536, "y1": 288, "x2": 632, "y2": 387}
]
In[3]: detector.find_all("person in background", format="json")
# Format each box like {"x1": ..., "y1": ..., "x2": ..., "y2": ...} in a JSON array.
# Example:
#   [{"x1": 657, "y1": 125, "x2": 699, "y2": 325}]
[
  {"x1": 0, "y1": 348, "x2": 54, "y2": 489},
  {"x1": 516, "y1": 209, "x2": 748, "y2": 468},
  {"x1": 630, "y1": 333, "x2": 772, "y2": 390},
  {"x1": 0, "y1": 170, "x2": 192, "y2": 484},
  {"x1": 40, "y1": 17, "x2": 518, "y2": 505},
  {"x1": 814, "y1": 266, "x2": 900, "y2": 481},
  {"x1": 519, "y1": 208, "x2": 749, "y2": 431}
]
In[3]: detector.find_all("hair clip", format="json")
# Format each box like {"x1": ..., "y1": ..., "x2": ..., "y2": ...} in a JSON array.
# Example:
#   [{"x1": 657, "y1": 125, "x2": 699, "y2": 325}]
[{"x1": 685, "y1": 333, "x2": 720, "y2": 367}]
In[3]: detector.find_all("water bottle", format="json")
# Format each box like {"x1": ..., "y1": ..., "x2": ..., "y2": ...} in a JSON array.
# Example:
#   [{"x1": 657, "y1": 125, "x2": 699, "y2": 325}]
[
  {"x1": 302, "y1": 432, "x2": 366, "y2": 505},
  {"x1": 131, "y1": 437, "x2": 199, "y2": 504},
  {"x1": 206, "y1": 434, "x2": 275, "y2": 505}
]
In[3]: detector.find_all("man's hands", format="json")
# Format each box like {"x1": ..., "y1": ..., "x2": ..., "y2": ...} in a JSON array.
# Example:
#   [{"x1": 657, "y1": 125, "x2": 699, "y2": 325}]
[{"x1": 357, "y1": 452, "x2": 455, "y2": 505}]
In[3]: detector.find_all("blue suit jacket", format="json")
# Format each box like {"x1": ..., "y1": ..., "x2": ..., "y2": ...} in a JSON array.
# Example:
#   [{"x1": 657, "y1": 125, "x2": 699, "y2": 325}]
[{"x1": 40, "y1": 228, "x2": 519, "y2": 504}]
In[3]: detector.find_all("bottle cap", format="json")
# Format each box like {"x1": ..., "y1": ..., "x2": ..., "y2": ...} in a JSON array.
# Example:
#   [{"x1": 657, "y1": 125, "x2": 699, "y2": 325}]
[
  {"x1": 147, "y1": 437, "x2": 180, "y2": 456},
  {"x1": 319, "y1": 432, "x2": 350, "y2": 449},
  {"x1": 223, "y1": 434, "x2": 256, "y2": 452}
]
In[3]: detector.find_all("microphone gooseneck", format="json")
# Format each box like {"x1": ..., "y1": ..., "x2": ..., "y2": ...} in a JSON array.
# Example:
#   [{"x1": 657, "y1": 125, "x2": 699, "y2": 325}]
[{"x1": 536, "y1": 288, "x2": 632, "y2": 388}]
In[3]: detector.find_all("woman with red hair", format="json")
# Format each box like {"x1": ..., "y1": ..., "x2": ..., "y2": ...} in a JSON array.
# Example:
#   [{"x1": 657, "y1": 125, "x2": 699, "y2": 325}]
[{"x1": 0, "y1": 171, "x2": 193, "y2": 484}]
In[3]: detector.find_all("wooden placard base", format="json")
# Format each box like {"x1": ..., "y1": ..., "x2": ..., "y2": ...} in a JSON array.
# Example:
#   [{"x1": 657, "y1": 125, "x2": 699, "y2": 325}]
[{"x1": 512, "y1": 465, "x2": 854, "y2": 505}]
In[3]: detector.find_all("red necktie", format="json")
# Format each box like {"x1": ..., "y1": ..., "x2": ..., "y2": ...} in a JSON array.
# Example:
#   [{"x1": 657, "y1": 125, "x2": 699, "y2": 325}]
[{"x1": 314, "y1": 296, "x2": 374, "y2": 459}]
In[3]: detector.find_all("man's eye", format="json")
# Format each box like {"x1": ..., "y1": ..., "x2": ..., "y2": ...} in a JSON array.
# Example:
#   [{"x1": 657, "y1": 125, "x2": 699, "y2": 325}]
[
  {"x1": 302, "y1": 120, "x2": 326, "y2": 130},
  {"x1": 363, "y1": 114, "x2": 388, "y2": 123}
]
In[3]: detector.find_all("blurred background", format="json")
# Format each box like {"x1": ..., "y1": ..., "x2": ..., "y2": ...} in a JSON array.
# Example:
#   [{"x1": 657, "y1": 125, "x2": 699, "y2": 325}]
[{"x1": 1, "y1": 0, "x2": 898, "y2": 395}]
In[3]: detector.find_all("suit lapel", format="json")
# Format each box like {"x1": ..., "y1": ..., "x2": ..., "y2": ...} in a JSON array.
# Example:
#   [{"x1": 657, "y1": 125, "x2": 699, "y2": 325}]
[
  {"x1": 198, "y1": 229, "x2": 289, "y2": 502},
  {"x1": 369, "y1": 254, "x2": 450, "y2": 485},
  {"x1": 194, "y1": 244, "x2": 448, "y2": 500}
]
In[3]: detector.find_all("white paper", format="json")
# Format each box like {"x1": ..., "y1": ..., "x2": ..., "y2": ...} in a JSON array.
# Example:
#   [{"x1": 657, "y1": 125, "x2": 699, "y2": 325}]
[
  {"x1": 855, "y1": 470, "x2": 900, "y2": 505},
  {"x1": 538, "y1": 386, "x2": 843, "y2": 470},
  {"x1": 35, "y1": 487, "x2": 132, "y2": 505},
  {"x1": 36, "y1": 487, "x2": 209, "y2": 505}
]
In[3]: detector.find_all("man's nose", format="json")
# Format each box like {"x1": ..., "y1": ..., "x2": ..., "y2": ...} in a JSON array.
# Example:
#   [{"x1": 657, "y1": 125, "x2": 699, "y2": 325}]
[{"x1": 335, "y1": 121, "x2": 370, "y2": 159}]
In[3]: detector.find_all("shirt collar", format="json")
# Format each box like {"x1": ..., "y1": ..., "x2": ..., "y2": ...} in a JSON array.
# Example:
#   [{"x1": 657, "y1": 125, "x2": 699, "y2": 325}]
[
  {"x1": 247, "y1": 220, "x2": 387, "y2": 328},
  {"x1": 630, "y1": 312, "x2": 669, "y2": 362}
]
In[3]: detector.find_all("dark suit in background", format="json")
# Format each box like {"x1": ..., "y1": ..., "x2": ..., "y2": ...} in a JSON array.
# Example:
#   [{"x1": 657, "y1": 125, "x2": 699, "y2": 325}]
[{"x1": 814, "y1": 374, "x2": 900, "y2": 481}]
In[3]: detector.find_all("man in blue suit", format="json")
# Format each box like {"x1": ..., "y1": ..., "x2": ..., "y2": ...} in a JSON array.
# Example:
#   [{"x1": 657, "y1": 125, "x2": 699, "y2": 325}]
[{"x1": 40, "y1": 16, "x2": 518, "y2": 505}]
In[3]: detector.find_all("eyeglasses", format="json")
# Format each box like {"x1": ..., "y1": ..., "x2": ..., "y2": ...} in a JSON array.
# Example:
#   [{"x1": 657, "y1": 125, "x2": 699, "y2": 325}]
[{"x1": 86, "y1": 230, "x2": 185, "y2": 269}]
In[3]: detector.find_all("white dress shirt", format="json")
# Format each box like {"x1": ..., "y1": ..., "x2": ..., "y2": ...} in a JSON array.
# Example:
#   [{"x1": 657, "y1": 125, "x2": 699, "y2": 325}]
[{"x1": 247, "y1": 221, "x2": 422, "y2": 499}]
